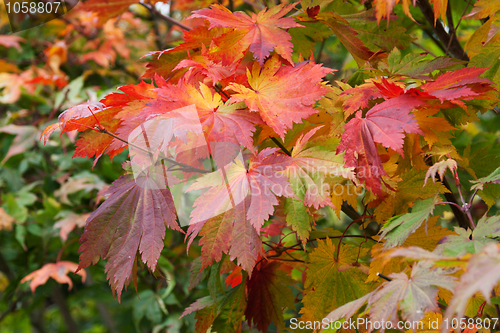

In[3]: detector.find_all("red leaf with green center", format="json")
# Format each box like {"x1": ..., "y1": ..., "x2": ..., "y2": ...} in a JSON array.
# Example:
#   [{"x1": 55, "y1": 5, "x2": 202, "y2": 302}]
[{"x1": 76, "y1": 171, "x2": 180, "y2": 302}]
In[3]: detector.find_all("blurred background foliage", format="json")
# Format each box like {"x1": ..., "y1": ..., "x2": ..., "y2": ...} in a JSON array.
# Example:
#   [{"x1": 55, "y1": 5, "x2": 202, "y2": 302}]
[{"x1": 0, "y1": 0, "x2": 499, "y2": 332}]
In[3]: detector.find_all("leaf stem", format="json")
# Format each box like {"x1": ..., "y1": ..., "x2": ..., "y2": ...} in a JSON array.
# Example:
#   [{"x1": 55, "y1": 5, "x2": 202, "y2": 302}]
[
  {"x1": 336, "y1": 214, "x2": 373, "y2": 262},
  {"x1": 270, "y1": 137, "x2": 292, "y2": 156},
  {"x1": 436, "y1": 201, "x2": 463, "y2": 210},
  {"x1": 468, "y1": 188, "x2": 479, "y2": 207}
]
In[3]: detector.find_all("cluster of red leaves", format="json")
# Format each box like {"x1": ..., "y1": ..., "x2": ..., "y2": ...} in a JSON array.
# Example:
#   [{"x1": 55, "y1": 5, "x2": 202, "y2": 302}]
[{"x1": 38, "y1": 1, "x2": 498, "y2": 332}]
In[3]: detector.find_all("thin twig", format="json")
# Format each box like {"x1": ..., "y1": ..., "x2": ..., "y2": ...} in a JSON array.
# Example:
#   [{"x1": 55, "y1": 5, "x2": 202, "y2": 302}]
[
  {"x1": 468, "y1": 188, "x2": 479, "y2": 207},
  {"x1": 436, "y1": 201, "x2": 464, "y2": 210},
  {"x1": 412, "y1": 41, "x2": 438, "y2": 57},
  {"x1": 337, "y1": 214, "x2": 373, "y2": 262},
  {"x1": 139, "y1": 3, "x2": 192, "y2": 31}
]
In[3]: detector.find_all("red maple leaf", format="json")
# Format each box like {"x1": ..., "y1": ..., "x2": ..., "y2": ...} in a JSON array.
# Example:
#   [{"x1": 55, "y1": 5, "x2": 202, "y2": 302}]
[
  {"x1": 337, "y1": 95, "x2": 424, "y2": 195},
  {"x1": 245, "y1": 261, "x2": 295, "y2": 332},
  {"x1": 227, "y1": 55, "x2": 332, "y2": 138},
  {"x1": 76, "y1": 171, "x2": 181, "y2": 301},
  {"x1": 188, "y1": 148, "x2": 291, "y2": 232},
  {"x1": 190, "y1": 3, "x2": 302, "y2": 65},
  {"x1": 421, "y1": 67, "x2": 494, "y2": 105}
]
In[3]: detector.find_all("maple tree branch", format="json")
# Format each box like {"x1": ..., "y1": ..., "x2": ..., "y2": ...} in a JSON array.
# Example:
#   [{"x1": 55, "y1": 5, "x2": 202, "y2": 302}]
[
  {"x1": 98, "y1": 127, "x2": 210, "y2": 174},
  {"x1": 52, "y1": 285, "x2": 81, "y2": 333},
  {"x1": 270, "y1": 137, "x2": 291, "y2": 156},
  {"x1": 441, "y1": 177, "x2": 471, "y2": 230},
  {"x1": 422, "y1": 27, "x2": 447, "y2": 53},
  {"x1": 139, "y1": 3, "x2": 192, "y2": 31},
  {"x1": 445, "y1": 1, "x2": 456, "y2": 56},
  {"x1": 416, "y1": 0, "x2": 469, "y2": 61},
  {"x1": 341, "y1": 202, "x2": 361, "y2": 221}
]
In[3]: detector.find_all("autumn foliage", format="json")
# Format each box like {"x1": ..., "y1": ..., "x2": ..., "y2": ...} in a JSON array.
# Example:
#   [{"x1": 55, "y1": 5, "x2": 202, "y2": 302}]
[{"x1": 2, "y1": 0, "x2": 500, "y2": 332}]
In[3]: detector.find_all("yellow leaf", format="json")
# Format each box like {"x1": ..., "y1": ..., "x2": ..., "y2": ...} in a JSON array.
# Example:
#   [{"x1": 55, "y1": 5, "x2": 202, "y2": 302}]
[
  {"x1": 330, "y1": 182, "x2": 362, "y2": 218},
  {"x1": 414, "y1": 112, "x2": 456, "y2": 149},
  {"x1": 464, "y1": 0, "x2": 500, "y2": 20},
  {"x1": 300, "y1": 238, "x2": 373, "y2": 321},
  {"x1": 367, "y1": 216, "x2": 452, "y2": 283},
  {"x1": 431, "y1": 0, "x2": 448, "y2": 25},
  {"x1": 374, "y1": 169, "x2": 448, "y2": 224},
  {"x1": 373, "y1": 0, "x2": 416, "y2": 24}
]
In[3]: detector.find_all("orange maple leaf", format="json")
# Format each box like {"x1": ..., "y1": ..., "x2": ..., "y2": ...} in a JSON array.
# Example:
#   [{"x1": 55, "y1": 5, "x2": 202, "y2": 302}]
[
  {"x1": 21, "y1": 261, "x2": 86, "y2": 292},
  {"x1": 227, "y1": 55, "x2": 332, "y2": 138},
  {"x1": 190, "y1": 3, "x2": 302, "y2": 65}
]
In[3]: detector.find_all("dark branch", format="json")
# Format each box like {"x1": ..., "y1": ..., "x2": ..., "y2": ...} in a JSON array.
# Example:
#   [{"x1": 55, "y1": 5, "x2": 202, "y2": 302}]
[{"x1": 416, "y1": 0, "x2": 469, "y2": 61}]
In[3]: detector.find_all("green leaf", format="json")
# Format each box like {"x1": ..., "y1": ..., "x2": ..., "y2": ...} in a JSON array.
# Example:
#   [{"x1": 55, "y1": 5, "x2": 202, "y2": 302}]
[
  {"x1": 208, "y1": 260, "x2": 224, "y2": 302},
  {"x1": 211, "y1": 282, "x2": 247, "y2": 333},
  {"x1": 245, "y1": 261, "x2": 295, "y2": 332},
  {"x1": 133, "y1": 290, "x2": 164, "y2": 325},
  {"x1": 470, "y1": 165, "x2": 500, "y2": 190},
  {"x1": 435, "y1": 214, "x2": 500, "y2": 256},
  {"x1": 284, "y1": 197, "x2": 312, "y2": 241},
  {"x1": 188, "y1": 257, "x2": 208, "y2": 292},
  {"x1": 344, "y1": 12, "x2": 413, "y2": 52},
  {"x1": 380, "y1": 196, "x2": 440, "y2": 248}
]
